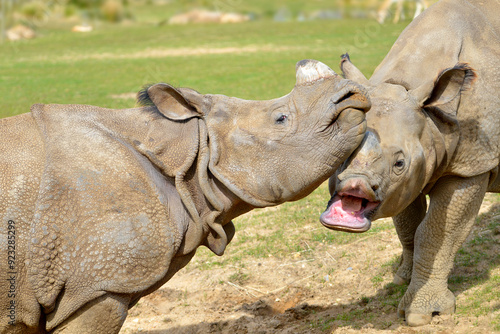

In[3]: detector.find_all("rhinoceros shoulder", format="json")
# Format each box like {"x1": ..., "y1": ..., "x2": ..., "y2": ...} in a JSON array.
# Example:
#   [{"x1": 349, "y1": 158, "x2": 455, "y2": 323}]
[{"x1": 27, "y1": 103, "x2": 196, "y2": 329}]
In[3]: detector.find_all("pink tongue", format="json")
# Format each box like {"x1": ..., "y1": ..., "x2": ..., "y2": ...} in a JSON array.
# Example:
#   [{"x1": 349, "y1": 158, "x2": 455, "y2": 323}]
[{"x1": 341, "y1": 196, "x2": 363, "y2": 212}]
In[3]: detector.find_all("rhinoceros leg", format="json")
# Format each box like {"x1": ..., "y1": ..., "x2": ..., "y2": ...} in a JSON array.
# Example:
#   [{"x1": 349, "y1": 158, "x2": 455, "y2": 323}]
[
  {"x1": 398, "y1": 173, "x2": 489, "y2": 327},
  {"x1": 52, "y1": 294, "x2": 129, "y2": 334},
  {"x1": 392, "y1": 193, "x2": 427, "y2": 285}
]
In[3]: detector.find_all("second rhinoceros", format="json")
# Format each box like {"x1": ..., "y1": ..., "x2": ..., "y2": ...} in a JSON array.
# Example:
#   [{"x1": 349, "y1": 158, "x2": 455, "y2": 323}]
[
  {"x1": 320, "y1": 0, "x2": 500, "y2": 327},
  {"x1": 0, "y1": 60, "x2": 370, "y2": 333}
]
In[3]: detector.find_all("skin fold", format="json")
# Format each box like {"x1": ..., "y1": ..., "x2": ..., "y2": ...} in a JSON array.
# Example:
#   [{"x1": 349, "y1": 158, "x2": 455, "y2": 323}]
[
  {"x1": 0, "y1": 60, "x2": 371, "y2": 333},
  {"x1": 320, "y1": 0, "x2": 500, "y2": 327}
]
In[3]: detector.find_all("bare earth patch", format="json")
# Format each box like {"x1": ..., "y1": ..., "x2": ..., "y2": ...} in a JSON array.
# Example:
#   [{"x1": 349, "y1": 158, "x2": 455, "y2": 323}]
[{"x1": 120, "y1": 193, "x2": 500, "y2": 334}]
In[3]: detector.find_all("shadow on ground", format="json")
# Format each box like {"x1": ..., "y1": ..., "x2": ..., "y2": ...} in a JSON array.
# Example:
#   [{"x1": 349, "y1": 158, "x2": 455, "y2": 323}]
[{"x1": 135, "y1": 203, "x2": 500, "y2": 334}]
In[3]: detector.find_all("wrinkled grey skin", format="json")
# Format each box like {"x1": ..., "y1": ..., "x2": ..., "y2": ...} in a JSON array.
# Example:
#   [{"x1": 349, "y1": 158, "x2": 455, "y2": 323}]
[
  {"x1": 0, "y1": 60, "x2": 370, "y2": 333},
  {"x1": 320, "y1": 0, "x2": 500, "y2": 327}
]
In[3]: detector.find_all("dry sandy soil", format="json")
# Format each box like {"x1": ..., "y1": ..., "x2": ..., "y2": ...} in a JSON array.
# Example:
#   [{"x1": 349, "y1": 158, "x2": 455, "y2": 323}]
[{"x1": 119, "y1": 195, "x2": 500, "y2": 334}]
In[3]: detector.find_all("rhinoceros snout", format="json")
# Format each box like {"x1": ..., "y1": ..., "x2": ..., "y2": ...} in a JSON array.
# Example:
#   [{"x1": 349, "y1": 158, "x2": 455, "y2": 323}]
[
  {"x1": 337, "y1": 176, "x2": 378, "y2": 202},
  {"x1": 320, "y1": 176, "x2": 380, "y2": 233}
]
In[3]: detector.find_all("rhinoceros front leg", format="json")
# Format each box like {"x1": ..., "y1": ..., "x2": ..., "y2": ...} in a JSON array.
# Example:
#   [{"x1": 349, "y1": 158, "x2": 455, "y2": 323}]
[
  {"x1": 398, "y1": 173, "x2": 489, "y2": 327},
  {"x1": 392, "y1": 193, "x2": 427, "y2": 285},
  {"x1": 52, "y1": 294, "x2": 130, "y2": 334}
]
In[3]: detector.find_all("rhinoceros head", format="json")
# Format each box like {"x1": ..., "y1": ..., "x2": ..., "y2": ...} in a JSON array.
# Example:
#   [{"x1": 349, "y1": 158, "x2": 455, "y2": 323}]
[
  {"x1": 320, "y1": 55, "x2": 476, "y2": 232},
  {"x1": 141, "y1": 60, "x2": 370, "y2": 207}
]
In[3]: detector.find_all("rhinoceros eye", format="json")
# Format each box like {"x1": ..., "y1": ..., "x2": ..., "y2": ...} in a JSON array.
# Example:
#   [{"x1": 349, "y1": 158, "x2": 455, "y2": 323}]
[
  {"x1": 393, "y1": 158, "x2": 406, "y2": 176},
  {"x1": 394, "y1": 160, "x2": 405, "y2": 168},
  {"x1": 275, "y1": 114, "x2": 288, "y2": 124},
  {"x1": 392, "y1": 149, "x2": 406, "y2": 174}
]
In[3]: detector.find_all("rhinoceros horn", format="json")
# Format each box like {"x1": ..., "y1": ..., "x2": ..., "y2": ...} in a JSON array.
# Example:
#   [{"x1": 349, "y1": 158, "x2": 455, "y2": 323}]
[{"x1": 295, "y1": 59, "x2": 338, "y2": 85}]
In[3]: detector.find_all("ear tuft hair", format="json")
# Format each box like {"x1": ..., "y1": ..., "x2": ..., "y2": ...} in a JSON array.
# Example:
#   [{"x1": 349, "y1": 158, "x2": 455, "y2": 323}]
[
  {"x1": 136, "y1": 84, "x2": 155, "y2": 107},
  {"x1": 457, "y1": 63, "x2": 477, "y2": 92},
  {"x1": 340, "y1": 52, "x2": 351, "y2": 62}
]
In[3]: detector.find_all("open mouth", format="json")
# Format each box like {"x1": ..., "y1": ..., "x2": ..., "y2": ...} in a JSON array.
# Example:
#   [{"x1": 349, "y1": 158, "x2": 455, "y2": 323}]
[{"x1": 320, "y1": 192, "x2": 379, "y2": 233}]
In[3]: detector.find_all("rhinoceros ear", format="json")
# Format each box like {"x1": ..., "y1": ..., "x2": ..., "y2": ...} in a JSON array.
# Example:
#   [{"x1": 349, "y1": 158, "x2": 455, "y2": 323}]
[
  {"x1": 340, "y1": 53, "x2": 369, "y2": 85},
  {"x1": 145, "y1": 83, "x2": 205, "y2": 121},
  {"x1": 411, "y1": 63, "x2": 476, "y2": 112}
]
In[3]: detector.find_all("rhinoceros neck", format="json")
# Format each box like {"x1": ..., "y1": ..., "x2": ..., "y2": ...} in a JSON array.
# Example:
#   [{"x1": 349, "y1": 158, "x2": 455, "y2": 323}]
[
  {"x1": 370, "y1": 0, "x2": 468, "y2": 88},
  {"x1": 371, "y1": 0, "x2": 500, "y2": 89},
  {"x1": 189, "y1": 120, "x2": 254, "y2": 223},
  {"x1": 95, "y1": 107, "x2": 252, "y2": 252}
]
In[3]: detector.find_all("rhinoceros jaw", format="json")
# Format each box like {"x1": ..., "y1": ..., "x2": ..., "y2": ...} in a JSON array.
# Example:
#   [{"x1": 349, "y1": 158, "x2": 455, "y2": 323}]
[
  {"x1": 319, "y1": 194, "x2": 379, "y2": 233},
  {"x1": 295, "y1": 59, "x2": 337, "y2": 85}
]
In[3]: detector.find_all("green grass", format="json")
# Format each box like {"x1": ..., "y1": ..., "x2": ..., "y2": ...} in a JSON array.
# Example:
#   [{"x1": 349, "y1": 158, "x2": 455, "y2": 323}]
[
  {"x1": 228, "y1": 270, "x2": 250, "y2": 285},
  {"x1": 450, "y1": 204, "x2": 500, "y2": 329},
  {"x1": 0, "y1": 12, "x2": 406, "y2": 117}
]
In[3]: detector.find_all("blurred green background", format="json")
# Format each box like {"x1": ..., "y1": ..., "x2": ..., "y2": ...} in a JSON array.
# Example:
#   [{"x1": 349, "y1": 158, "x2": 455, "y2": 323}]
[{"x1": 0, "y1": 0, "x2": 427, "y2": 117}]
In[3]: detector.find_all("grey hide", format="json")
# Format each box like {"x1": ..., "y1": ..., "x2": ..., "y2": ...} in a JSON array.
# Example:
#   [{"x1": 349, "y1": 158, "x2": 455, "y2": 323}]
[
  {"x1": 0, "y1": 59, "x2": 370, "y2": 333},
  {"x1": 320, "y1": 0, "x2": 500, "y2": 327}
]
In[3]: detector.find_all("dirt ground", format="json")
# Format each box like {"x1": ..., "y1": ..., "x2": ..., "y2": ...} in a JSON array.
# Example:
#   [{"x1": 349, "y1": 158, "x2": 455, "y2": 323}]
[{"x1": 119, "y1": 195, "x2": 500, "y2": 334}]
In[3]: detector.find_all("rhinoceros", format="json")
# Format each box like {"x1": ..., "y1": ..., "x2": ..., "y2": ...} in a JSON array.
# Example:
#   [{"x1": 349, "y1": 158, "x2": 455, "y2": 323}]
[
  {"x1": 0, "y1": 59, "x2": 370, "y2": 333},
  {"x1": 319, "y1": 0, "x2": 500, "y2": 327}
]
